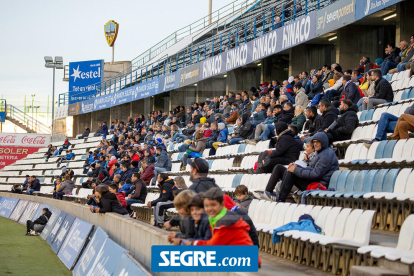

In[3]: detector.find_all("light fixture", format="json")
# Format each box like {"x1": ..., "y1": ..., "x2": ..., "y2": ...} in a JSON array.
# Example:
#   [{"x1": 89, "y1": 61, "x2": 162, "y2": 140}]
[
  {"x1": 383, "y1": 13, "x2": 396, "y2": 21},
  {"x1": 194, "y1": 84, "x2": 197, "y2": 86},
  {"x1": 328, "y1": 36, "x2": 337, "y2": 41},
  {"x1": 223, "y1": 74, "x2": 227, "y2": 78},
  {"x1": 257, "y1": 63, "x2": 261, "y2": 66}
]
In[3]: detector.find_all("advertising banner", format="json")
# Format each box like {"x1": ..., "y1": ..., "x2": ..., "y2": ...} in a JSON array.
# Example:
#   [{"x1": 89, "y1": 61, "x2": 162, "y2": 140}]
[
  {"x1": 69, "y1": 59, "x2": 104, "y2": 104},
  {"x1": 0, "y1": 198, "x2": 19, "y2": 218},
  {"x1": 9, "y1": 199, "x2": 28, "y2": 222},
  {"x1": 0, "y1": 146, "x2": 41, "y2": 170},
  {"x1": 159, "y1": 70, "x2": 181, "y2": 93},
  {"x1": 151, "y1": 245, "x2": 259, "y2": 272},
  {"x1": 51, "y1": 214, "x2": 75, "y2": 254},
  {"x1": 57, "y1": 218, "x2": 93, "y2": 269},
  {"x1": 112, "y1": 253, "x2": 151, "y2": 276},
  {"x1": 77, "y1": 78, "x2": 159, "y2": 115},
  {"x1": 73, "y1": 227, "x2": 108, "y2": 276},
  {"x1": 316, "y1": 0, "x2": 355, "y2": 36},
  {"x1": 18, "y1": 201, "x2": 40, "y2": 225},
  {"x1": 41, "y1": 207, "x2": 62, "y2": 240},
  {"x1": 47, "y1": 211, "x2": 67, "y2": 245},
  {"x1": 0, "y1": 133, "x2": 50, "y2": 147},
  {"x1": 355, "y1": 0, "x2": 403, "y2": 21},
  {"x1": 179, "y1": 64, "x2": 200, "y2": 87}
]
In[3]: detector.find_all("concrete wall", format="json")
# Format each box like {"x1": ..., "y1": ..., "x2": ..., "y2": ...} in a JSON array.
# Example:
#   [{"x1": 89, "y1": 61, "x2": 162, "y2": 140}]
[
  {"x1": 396, "y1": 1, "x2": 414, "y2": 44},
  {"x1": 0, "y1": 192, "x2": 241, "y2": 276},
  {"x1": 289, "y1": 45, "x2": 335, "y2": 77},
  {"x1": 91, "y1": 109, "x2": 110, "y2": 129},
  {"x1": 226, "y1": 67, "x2": 261, "y2": 94},
  {"x1": 110, "y1": 102, "x2": 131, "y2": 123},
  {"x1": 104, "y1": 61, "x2": 132, "y2": 80},
  {"x1": 74, "y1": 113, "x2": 92, "y2": 136},
  {"x1": 170, "y1": 87, "x2": 197, "y2": 109},
  {"x1": 198, "y1": 77, "x2": 227, "y2": 102}
]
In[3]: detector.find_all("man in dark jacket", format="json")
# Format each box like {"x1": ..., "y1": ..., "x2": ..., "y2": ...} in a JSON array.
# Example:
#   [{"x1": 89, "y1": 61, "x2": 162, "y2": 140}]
[
  {"x1": 311, "y1": 100, "x2": 339, "y2": 137},
  {"x1": 254, "y1": 122, "x2": 301, "y2": 174},
  {"x1": 265, "y1": 132, "x2": 339, "y2": 202},
  {"x1": 381, "y1": 42, "x2": 401, "y2": 76},
  {"x1": 188, "y1": 158, "x2": 219, "y2": 193},
  {"x1": 362, "y1": 70, "x2": 393, "y2": 110},
  {"x1": 94, "y1": 123, "x2": 102, "y2": 137},
  {"x1": 148, "y1": 173, "x2": 178, "y2": 225},
  {"x1": 275, "y1": 102, "x2": 295, "y2": 124},
  {"x1": 101, "y1": 121, "x2": 109, "y2": 138},
  {"x1": 229, "y1": 114, "x2": 253, "y2": 145},
  {"x1": 126, "y1": 173, "x2": 148, "y2": 212},
  {"x1": 303, "y1": 105, "x2": 320, "y2": 134},
  {"x1": 326, "y1": 100, "x2": 359, "y2": 143},
  {"x1": 152, "y1": 147, "x2": 172, "y2": 185},
  {"x1": 119, "y1": 163, "x2": 132, "y2": 182},
  {"x1": 342, "y1": 75, "x2": 361, "y2": 104},
  {"x1": 26, "y1": 176, "x2": 41, "y2": 195},
  {"x1": 78, "y1": 126, "x2": 90, "y2": 139},
  {"x1": 26, "y1": 208, "x2": 52, "y2": 235}
]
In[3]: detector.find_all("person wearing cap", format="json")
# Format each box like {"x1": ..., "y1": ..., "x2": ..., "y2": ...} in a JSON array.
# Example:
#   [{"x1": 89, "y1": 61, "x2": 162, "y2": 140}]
[
  {"x1": 187, "y1": 157, "x2": 218, "y2": 193},
  {"x1": 152, "y1": 147, "x2": 172, "y2": 185},
  {"x1": 265, "y1": 132, "x2": 339, "y2": 202}
]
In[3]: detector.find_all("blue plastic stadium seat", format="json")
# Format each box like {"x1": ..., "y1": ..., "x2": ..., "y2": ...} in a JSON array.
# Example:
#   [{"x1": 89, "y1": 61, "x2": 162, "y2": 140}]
[
  {"x1": 381, "y1": 169, "x2": 400, "y2": 193},
  {"x1": 369, "y1": 169, "x2": 390, "y2": 193},
  {"x1": 351, "y1": 170, "x2": 379, "y2": 198},
  {"x1": 382, "y1": 140, "x2": 397, "y2": 159},
  {"x1": 359, "y1": 111, "x2": 368, "y2": 122},
  {"x1": 310, "y1": 170, "x2": 341, "y2": 196},
  {"x1": 365, "y1": 109, "x2": 375, "y2": 121},
  {"x1": 385, "y1": 74, "x2": 393, "y2": 82},
  {"x1": 409, "y1": 88, "x2": 414, "y2": 99},
  {"x1": 334, "y1": 170, "x2": 359, "y2": 198},
  {"x1": 238, "y1": 143, "x2": 247, "y2": 153},
  {"x1": 322, "y1": 170, "x2": 350, "y2": 197},
  {"x1": 207, "y1": 160, "x2": 214, "y2": 169},
  {"x1": 374, "y1": 140, "x2": 388, "y2": 159},
  {"x1": 401, "y1": 89, "x2": 411, "y2": 100},
  {"x1": 343, "y1": 170, "x2": 368, "y2": 198},
  {"x1": 177, "y1": 152, "x2": 184, "y2": 160},
  {"x1": 232, "y1": 174, "x2": 244, "y2": 188}
]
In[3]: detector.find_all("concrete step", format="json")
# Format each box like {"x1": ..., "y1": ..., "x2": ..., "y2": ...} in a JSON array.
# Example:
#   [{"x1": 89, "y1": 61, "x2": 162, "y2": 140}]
[{"x1": 351, "y1": 266, "x2": 408, "y2": 276}]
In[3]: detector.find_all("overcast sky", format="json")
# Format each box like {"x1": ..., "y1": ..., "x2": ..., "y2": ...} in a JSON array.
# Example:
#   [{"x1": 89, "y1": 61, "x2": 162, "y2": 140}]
[{"x1": 0, "y1": 0, "x2": 236, "y2": 103}]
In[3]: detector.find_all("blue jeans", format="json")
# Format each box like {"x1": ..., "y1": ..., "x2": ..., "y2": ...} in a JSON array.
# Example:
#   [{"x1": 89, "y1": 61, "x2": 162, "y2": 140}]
[
  {"x1": 258, "y1": 124, "x2": 275, "y2": 140},
  {"x1": 376, "y1": 112, "x2": 398, "y2": 140},
  {"x1": 126, "y1": 198, "x2": 144, "y2": 212},
  {"x1": 26, "y1": 189, "x2": 34, "y2": 195},
  {"x1": 152, "y1": 167, "x2": 167, "y2": 184},
  {"x1": 178, "y1": 144, "x2": 190, "y2": 152},
  {"x1": 357, "y1": 98, "x2": 366, "y2": 111},
  {"x1": 397, "y1": 62, "x2": 410, "y2": 72},
  {"x1": 171, "y1": 133, "x2": 187, "y2": 143},
  {"x1": 381, "y1": 61, "x2": 397, "y2": 76},
  {"x1": 325, "y1": 89, "x2": 340, "y2": 102},
  {"x1": 181, "y1": 153, "x2": 189, "y2": 167},
  {"x1": 229, "y1": 138, "x2": 243, "y2": 145}
]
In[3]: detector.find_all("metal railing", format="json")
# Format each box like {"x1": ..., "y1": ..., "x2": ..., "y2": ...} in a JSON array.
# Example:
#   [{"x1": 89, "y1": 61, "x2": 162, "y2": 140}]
[
  {"x1": 6, "y1": 104, "x2": 51, "y2": 134},
  {"x1": 59, "y1": 0, "x2": 336, "y2": 106}
]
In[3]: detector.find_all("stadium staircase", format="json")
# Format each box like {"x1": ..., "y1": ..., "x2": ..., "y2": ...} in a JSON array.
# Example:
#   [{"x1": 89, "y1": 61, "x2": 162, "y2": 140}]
[
  {"x1": 2, "y1": 69, "x2": 414, "y2": 275},
  {"x1": 5, "y1": 104, "x2": 51, "y2": 134}
]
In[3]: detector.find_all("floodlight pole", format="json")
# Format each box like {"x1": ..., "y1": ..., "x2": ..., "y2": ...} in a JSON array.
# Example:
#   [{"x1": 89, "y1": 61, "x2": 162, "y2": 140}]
[
  {"x1": 52, "y1": 66, "x2": 55, "y2": 125},
  {"x1": 209, "y1": 0, "x2": 212, "y2": 25},
  {"x1": 112, "y1": 44, "x2": 115, "y2": 64}
]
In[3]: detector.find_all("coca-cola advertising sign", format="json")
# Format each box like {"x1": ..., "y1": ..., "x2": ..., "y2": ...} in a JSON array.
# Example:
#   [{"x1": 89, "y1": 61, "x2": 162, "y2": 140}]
[
  {"x1": 0, "y1": 146, "x2": 41, "y2": 170},
  {"x1": 0, "y1": 133, "x2": 51, "y2": 147}
]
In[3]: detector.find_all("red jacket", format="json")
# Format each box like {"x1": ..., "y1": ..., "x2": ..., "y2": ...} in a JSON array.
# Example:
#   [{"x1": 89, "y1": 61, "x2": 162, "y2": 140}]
[
  {"x1": 193, "y1": 211, "x2": 253, "y2": 246},
  {"x1": 116, "y1": 191, "x2": 127, "y2": 208},
  {"x1": 203, "y1": 129, "x2": 212, "y2": 138},
  {"x1": 141, "y1": 165, "x2": 155, "y2": 185},
  {"x1": 131, "y1": 154, "x2": 140, "y2": 162},
  {"x1": 107, "y1": 159, "x2": 118, "y2": 176}
]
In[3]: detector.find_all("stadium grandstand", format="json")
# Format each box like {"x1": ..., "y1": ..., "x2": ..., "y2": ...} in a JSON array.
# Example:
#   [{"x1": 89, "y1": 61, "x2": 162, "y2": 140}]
[{"x1": 2, "y1": 0, "x2": 414, "y2": 275}]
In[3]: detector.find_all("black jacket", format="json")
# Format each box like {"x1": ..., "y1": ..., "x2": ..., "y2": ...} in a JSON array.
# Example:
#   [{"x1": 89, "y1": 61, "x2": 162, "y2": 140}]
[
  {"x1": 306, "y1": 114, "x2": 320, "y2": 133},
  {"x1": 189, "y1": 177, "x2": 219, "y2": 193},
  {"x1": 192, "y1": 114, "x2": 202, "y2": 124},
  {"x1": 234, "y1": 209, "x2": 259, "y2": 246},
  {"x1": 130, "y1": 179, "x2": 147, "y2": 202},
  {"x1": 371, "y1": 77, "x2": 393, "y2": 102},
  {"x1": 233, "y1": 114, "x2": 253, "y2": 139},
  {"x1": 384, "y1": 47, "x2": 401, "y2": 63},
  {"x1": 81, "y1": 128, "x2": 90, "y2": 138},
  {"x1": 308, "y1": 80, "x2": 323, "y2": 97},
  {"x1": 183, "y1": 125, "x2": 195, "y2": 136},
  {"x1": 30, "y1": 179, "x2": 41, "y2": 191},
  {"x1": 265, "y1": 125, "x2": 301, "y2": 165},
  {"x1": 275, "y1": 108, "x2": 294, "y2": 124},
  {"x1": 98, "y1": 192, "x2": 128, "y2": 215},
  {"x1": 82, "y1": 180, "x2": 93, "y2": 189},
  {"x1": 151, "y1": 178, "x2": 177, "y2": 206},
  {"x1": 329, "y1": 104, "x2": 359, "y2": 140},
  {"x1": 311, "y1": 107, "x2": 339, "y2": 136},
  {"x1": 33, "y1": 210, "x2": 52, "y2": 225},
  {"x1": 189, "y1": 213, "x2": 212, "y2": 241},
  {"x1": 344, "y1": 82, "x2": 361, "y2": 104}
]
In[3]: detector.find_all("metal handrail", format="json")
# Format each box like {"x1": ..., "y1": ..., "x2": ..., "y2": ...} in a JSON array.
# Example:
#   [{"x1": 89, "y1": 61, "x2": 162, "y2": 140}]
[
  {"x1": 6, "y1": 104, "x2": 51, "y2": 134},
  {"x1": 59, "y1": 0, "x2": 335, "y2": 106}
]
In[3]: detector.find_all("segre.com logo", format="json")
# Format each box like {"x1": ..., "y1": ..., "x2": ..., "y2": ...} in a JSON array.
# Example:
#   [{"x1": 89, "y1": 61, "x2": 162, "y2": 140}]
[{"x1": 151, "y1": 246, "x2": 259, "y2": 272}]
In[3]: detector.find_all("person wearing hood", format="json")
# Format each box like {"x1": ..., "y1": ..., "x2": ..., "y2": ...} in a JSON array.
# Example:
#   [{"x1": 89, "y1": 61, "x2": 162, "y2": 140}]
[
  {"x1": 147, "y1": 173, "x2": 178, "y2": 224},
  {"x1": 229, "y1": 114, "x2": 253, "y2": 145},
  {"x1": 325, "y1": 99, "x2": 359, "y2": 143},
  {"x1": 55, "y1": 175, "x2": 75, "y2": 199},
  {"x1": 26, "y1": 208, "x2": 52, "y2": 236},
  {"x1": 293, "y1": 83, "x2": 309, "y2": 109},
  {"x1": 254, "y1": 122, "x2": 301, "y2": 174},
  {"x1": 342, "y1": 75, "x2": 361, "y2": 104},
  {"x1": 78, "y1": 126, "x2": 90, "y2": 139},
  {"x1": 91, "y1": 185, "x2": 128, "y2": 216},
  {"x1": 265, "y1": 132, "x2": 339, "y2": 202},
  {"x1": 188, "y1": 157, "x2": 219, "y2": 193},
  {"x1": 180, "y1": 132, "x2": 207, "y2": 169},
  {"x1": 152, "y1": 147, "x2": 172, "y2": 185}
]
